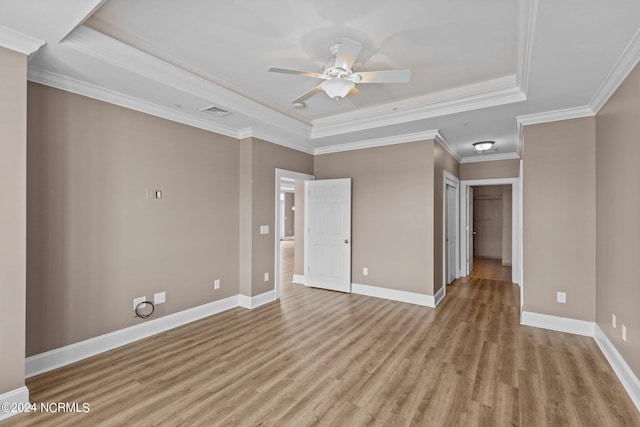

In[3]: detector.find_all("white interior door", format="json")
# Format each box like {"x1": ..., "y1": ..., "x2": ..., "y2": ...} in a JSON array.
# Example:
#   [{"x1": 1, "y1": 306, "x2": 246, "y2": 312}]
[
  {"x1": 305, "y1": 179, "x2": 351, "y2": 293},
  {"x1": 445, "y1": 184, "x2": 457, "y2": 283},
  {"x1": 467, "y1": 186, "x2": 474, "y2": 273}
]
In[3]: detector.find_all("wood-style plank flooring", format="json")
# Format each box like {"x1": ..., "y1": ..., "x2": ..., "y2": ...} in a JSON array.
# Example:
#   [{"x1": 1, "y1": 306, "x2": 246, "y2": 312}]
[
  {"x1": 4, "y1": 256, "x2": 639, "y2": 426},
  {"x1": 469, "y1": 257, "x2": 512, "y2": 282}
]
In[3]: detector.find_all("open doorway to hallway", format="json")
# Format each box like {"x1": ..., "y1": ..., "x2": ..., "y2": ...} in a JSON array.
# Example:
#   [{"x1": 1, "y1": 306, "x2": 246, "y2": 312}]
[
  {"x1": 278, "y1": 178, "x2": 296, "y2": 290},
  {"x1": 274, "y1": 169, "x2": 314, "y2": 299}
]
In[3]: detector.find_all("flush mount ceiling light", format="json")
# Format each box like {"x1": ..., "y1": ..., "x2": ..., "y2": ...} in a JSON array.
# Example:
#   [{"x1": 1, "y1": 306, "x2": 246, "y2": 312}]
[{"x1": 473, "y1": 141, "x2": 495, "y2": 153}]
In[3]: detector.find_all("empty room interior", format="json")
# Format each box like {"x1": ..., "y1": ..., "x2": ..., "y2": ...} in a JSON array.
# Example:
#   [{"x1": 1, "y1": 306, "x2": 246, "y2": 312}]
[{"x1": 2, "y1": 1, "x2": 640, "y2": 425}]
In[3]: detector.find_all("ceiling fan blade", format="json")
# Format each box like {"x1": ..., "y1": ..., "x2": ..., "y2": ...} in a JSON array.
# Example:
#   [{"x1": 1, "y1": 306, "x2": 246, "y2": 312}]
[
  {"x1": 334, "y1": 37, "x2": 363, "y2": 71},
  {"x1": 291, "y1": 86, "x2": 323, "y2": 104},
  {"x1": 268, "y1": 67, "x2": 329, "y2": 80},
  {"x1": 347, "y1": 87, "x2": 368, "y2": 108},
  {"x1": 351, "y1": 70, "x2": 411, "y2": 84}
]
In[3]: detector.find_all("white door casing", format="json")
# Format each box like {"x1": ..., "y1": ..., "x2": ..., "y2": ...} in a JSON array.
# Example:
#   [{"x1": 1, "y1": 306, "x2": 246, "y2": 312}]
[
  {"x1": 467, "y1": 186, "x2": 474, "y2": 274},
  {"x1": 459, "y1": 178, "x2": 521, "y2": 285},
  {"x1": 446, "y1": 185, "x2": 457, "y2": 283},
  {"x1": 304, "y1": 178, "x2": 352, "y2": 293},
  {"x1": 443, "y1": 170, "x2": 460, "y2": 286}
]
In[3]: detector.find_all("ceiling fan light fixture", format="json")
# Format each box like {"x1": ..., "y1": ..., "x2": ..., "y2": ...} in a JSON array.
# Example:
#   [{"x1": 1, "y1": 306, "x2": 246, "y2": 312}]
[
  {"x1": 473, "y1": 141, "x2": 495, "y2": 152},
  {"x1": 321, "y1": 78, "x2": 355, "y2": 100}
]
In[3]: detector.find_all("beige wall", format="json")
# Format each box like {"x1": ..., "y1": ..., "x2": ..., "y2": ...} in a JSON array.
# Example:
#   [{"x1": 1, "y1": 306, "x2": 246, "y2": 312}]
[
  {"x1": 595, "y1": 63, "x2": 640, "y2": 376},
  {"x1": 283, "y1": 192, "x2": 294, "y2": 237},
  {"x1": 247, "y1": 138, "x2": 313, "y2": 296},
  {"x1": 433, "y1": 143, "x2": 460, "y2": 292},
  {"x1": 460, "y1": 159, "x2": 519, "y2": 180},
  {"x1": 293, "y1": 180, "x2": 305, "y2": 276},
  {"x1": 0, "y1": 47, "x2": 27, "y2": 394},
  {"x1": 27, "y1": 83, "x2": 241, "y2": 355},
  {"x1": 315, "y1": 140, "x2": 435, "y2": 295},
  {"x1": 522, "y1": 117, "x2": 596, "y2": 321}
]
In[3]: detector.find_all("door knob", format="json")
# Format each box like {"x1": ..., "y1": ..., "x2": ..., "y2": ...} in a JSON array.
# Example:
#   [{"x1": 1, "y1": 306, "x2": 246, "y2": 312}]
[{"x1": 344, "y1": 239, "x2": 350, "y2": 244}]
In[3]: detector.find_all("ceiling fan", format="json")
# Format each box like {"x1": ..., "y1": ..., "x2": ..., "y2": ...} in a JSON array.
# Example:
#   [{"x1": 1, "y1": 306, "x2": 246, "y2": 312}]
[{"x1": 268, "y1": 37, "x2": 411, "y2": 108}]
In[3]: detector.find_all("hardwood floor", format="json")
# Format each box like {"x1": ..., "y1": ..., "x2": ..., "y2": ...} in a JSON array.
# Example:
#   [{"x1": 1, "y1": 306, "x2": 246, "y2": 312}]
[
  {"x1": 4, "y1": 259, "x2": 639, "y2": 426},
  {"x1": 469, "y1": 257, "x2": 512, "y2": 282},
  {"x1": 280, "y1": 240, "x2": 295, "y2": 287}
]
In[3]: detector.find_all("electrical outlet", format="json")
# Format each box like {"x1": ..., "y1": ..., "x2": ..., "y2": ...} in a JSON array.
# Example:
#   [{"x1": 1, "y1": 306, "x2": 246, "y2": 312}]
[
  {"x1": 214, "y1": 279, "x2": 220, "y2": 290},
  {"x1": 622, "y1": 325, "x2": 627, "y2": 342},
  {"x1": 264, "y1": 272, "x2": 269, "y2": 282},
  {"x1": 146, "y1": 189, "x2": 163, "y2": 199},
  {"x1": 363, "y1": 267, "x2": 368, "y2": 276},
  {"x1": 133, "y1": 296, "x2": 146, "y2": 310},
  {"x1": 556, "y1": 291, "x2": 566, "y2": 304},
  {"x1": 612, "y1": 314, "x2": 617, "y2": 328},
  {"x1": 154, "y1": 292, "x2": 166, "y2": 304}
]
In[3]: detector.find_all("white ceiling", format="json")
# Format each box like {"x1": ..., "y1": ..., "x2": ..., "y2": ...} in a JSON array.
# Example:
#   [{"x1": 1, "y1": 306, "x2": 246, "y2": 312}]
[{"x1": 2, "y1": 0, "x2": 639, "y2": 160}]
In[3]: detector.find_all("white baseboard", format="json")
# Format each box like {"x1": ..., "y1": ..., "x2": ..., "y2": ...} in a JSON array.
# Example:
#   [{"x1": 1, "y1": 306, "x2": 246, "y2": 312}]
[
  {"x1": 0, "y1": 386, "x2": 30, "y2": 421},
  {"x1": 25, "y1": 295, "x2": 239, "y2": 378},
  {"x1": 352, "y1": 283, "x2": 435, "y2": 308},
  {"x1": 594, "y1": 325, "x2": 640, "y2": 412},
  {"x1": 434, "y1": 285, "x2": 446, "y2": 307},
  {"x1": 292, "y1": 274, "x2": 306, "y2": 285},
  {"x1": 520, "y1": 311, "x2": 595, "y2": 336},
  {"x1": 238, "y1": 290, "x2": 276, "y2": 309}
]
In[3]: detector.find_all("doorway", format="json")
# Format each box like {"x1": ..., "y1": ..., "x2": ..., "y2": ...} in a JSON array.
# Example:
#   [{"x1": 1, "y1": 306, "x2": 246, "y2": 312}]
[
  {"x1": 443, "y1": 171, "x2": 460, "y2": 286},
  {"x1": 274, "y1": 169, "x2": 314, "y2": 299},
  {"x1": 459, "y1": 177, "x2": 521, "y2": 286},
  {"x1": 469, "y1": 185, "x2": 513, "y2": 282}
]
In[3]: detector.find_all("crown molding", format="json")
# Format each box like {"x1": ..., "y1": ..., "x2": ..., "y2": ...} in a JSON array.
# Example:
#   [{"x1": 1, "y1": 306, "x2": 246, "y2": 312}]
[
  {"x1": 28, "y1": 67, "x2": 244, "y2": 140},
  {"x1": 312, "y1": 75, "x2": 516, "y2": 128},
  {"x1": 0, "y1": 24, "x2": 45, "y2": 55},
  {"x1": 460, "y1": 152, "x2": 520, "y2": 163},
  {"x1": 516, "y1": 105, "x2": 595, "y2": 126},
  {"x1": 589, "y1": 26, "x2": 640, "y2": 113},
  {"x1": 515, "y1": 105, "x2": 595, "y2": 154},
  {"x1": 517, "y1": 0, "x2": 538, "y2": 95},
  {"x1": 250, "y1": 128, "x2": 315, "y2": 155},
  {"x1": 313, "y1": 130, "x2": 440, "y2": 155},
  {"x1": 237, "y1": 128, "x2": 253, "y2": 140},
  {"x1": 63, "y1": 25, "x2": 312, "y2": 138},
  {"x1": 310, "y1": 84, "x2": 526, "y2": 139},
  {"x1": 434, "y1": 133, "x2": 462, "y2": 162}
]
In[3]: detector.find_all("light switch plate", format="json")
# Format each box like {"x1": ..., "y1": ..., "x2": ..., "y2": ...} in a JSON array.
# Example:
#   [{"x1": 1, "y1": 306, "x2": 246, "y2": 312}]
[
  {"x1": 154, "y1": 292, "x2": 166, "y2": 304},
  {"x1": 260, "y1": 225, "x2": 269, "y2": 234},
  {"x1": 133, "y1": 296, "x2": 146, "y2": 310}
]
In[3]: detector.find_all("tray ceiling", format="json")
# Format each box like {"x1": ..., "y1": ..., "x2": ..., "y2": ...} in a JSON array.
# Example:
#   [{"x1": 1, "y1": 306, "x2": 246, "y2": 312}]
[{"x1": 2, "y1": 0, "x2": 639, "y2": 160}]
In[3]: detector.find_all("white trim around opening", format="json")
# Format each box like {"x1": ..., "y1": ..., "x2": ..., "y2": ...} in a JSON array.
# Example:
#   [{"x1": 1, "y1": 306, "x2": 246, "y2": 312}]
[
  {"x1": 459, "y1": 177, "x2": 522, "y2": 288},
  {"x1": 443, "y1": 171, "x2": 461, "y2": 292}
]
